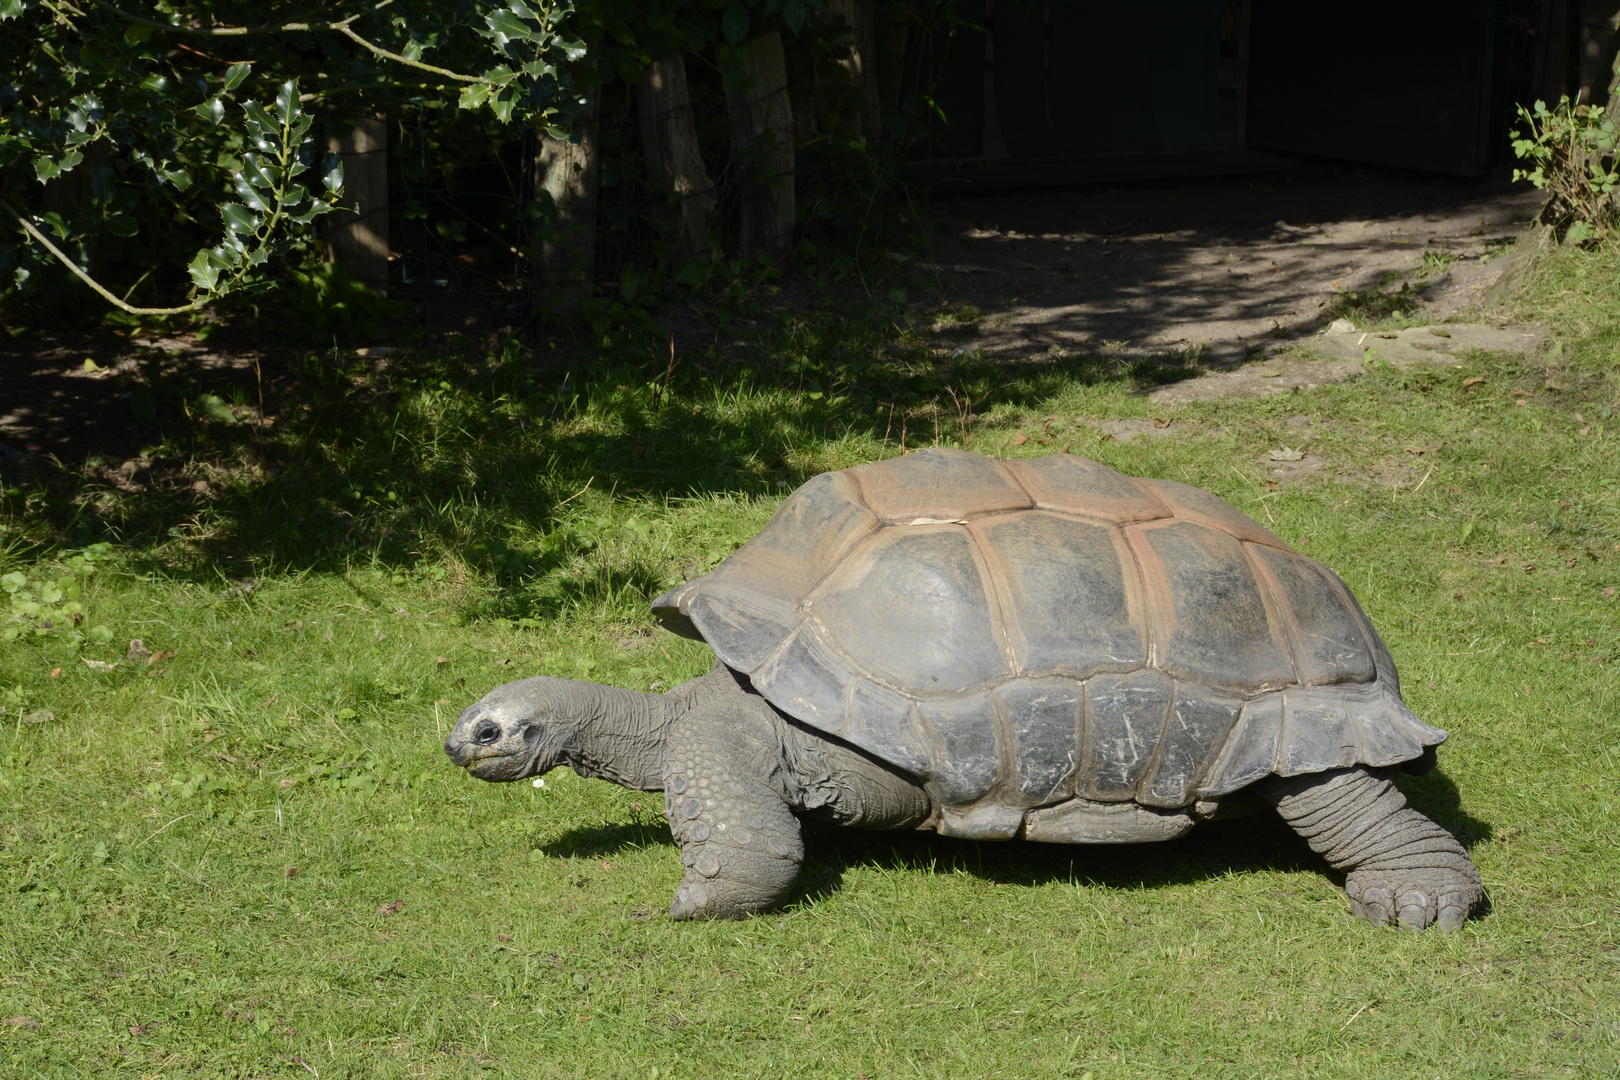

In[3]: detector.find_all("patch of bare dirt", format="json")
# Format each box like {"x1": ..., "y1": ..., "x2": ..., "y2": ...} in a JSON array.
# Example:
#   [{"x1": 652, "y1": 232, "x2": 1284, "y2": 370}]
[{"x1": 903, "y1": 163, "x2": 1542, "y2": 367}]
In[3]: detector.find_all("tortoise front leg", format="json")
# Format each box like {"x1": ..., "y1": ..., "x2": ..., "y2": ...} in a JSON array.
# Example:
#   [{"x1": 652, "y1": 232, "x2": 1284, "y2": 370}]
[
  {"x1": 1264, "y1": 766, "x2": 1483, "y2": 931},
  {"x1": 661, "y1": 709, "x2": 804, "y2": 920}
]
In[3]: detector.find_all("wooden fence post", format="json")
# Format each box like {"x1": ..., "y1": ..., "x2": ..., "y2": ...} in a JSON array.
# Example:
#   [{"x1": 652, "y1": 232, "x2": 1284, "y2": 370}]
[
  {"x1": 324, "y1": 114, "x2": 389, "y2": 295},
  {"x1": 875, "y1": 1, "x2": 911, "y2": 128},
  {"x1": 723, "y1": 33, "x2": 796, "y2": 262},
  {"x1": 534, "y1": 79, "x2": 600, "y2": 324},
  {"x1": 639, "y1": 53, "x2": 719, "y2": 260}
]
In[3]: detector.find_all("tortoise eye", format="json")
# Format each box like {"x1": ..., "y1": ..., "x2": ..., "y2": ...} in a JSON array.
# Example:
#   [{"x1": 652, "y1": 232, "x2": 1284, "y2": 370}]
[{"x1": 472, "y1": 720, "x2": 502, "y2": 745}]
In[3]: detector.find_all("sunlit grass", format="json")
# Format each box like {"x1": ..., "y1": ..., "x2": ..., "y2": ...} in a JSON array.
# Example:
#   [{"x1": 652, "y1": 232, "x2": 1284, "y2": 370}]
[{"x1": 2, "y1": 257, "x2": 1619, "y2": 1077}]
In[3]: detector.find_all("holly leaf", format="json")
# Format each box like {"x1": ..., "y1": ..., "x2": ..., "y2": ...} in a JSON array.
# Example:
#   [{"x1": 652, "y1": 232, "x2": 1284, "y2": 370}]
[
  {"x1": 485, "y1": 10, "x2": 534, "y2": 46},
  {"x1": 220, "y1": 203, "x2": 258, "y2": 236},
  {"x1": 274, "y1": 80, "x2": 299, "y2": 128},
  {"x1": 223, "y1": 62, "x2": 252, "y2": 92},
  {"x1": 194, "y1": 97, "x2": 225, "y2": 126},
  {"x1": 322, "y1": 152, "x2": 344, "y2": 194},
  {"x1": 187, "y1": 250, "x2": 221, "y2": 291}
]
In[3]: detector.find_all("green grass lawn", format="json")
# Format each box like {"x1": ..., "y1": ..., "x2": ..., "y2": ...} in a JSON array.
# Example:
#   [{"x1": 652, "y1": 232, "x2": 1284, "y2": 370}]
[{"x1": 2, "y1": 244, "x2": 1619, "y2": 1078}]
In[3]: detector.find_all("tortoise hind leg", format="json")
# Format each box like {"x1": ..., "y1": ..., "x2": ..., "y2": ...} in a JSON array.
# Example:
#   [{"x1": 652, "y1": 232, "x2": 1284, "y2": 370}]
[
  {"x1": 661, "y1": 706, "x2": 804, "y2": 920},
  {"x1": 1263, "y1": 766, "x2": 1482, "y2": 931}
]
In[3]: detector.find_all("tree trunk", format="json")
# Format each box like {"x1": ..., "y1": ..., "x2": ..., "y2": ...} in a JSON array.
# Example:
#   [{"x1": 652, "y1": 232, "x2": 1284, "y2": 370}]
[
  {"x1": 638, "y1": 53, "x2": 718, "y2": 261},
  {"x1": 1576, "y1": 0, "x2": 1620, "y2": 105},
  {"x1": 324, "y1": 114, "x2": 389, "y2": 296},
  {"x1": 875, "y1": 1, "x2": 911, "y2": 127},
  {"x1": 534, "y1": 80, "x2": 600, "y2": 324},
  {"x1": 1606, "y1": 1, "x2": 1620, "y2": 106},
  {"x1": 723, "y1": 32, "x2": 797, "y2": 262},
  {"x1": 851, "y1": 0, "x2": 883, "y2": 139}
]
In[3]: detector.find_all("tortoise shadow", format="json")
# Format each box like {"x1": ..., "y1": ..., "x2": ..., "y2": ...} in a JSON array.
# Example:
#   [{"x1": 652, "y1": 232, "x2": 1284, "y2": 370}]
[{"x1": 536, "y1": 766, "x2": 1494, "y2": 914}]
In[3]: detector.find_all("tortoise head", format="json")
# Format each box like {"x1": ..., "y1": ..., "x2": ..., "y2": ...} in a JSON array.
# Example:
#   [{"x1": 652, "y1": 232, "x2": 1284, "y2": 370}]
[{"x1": 443, "y1": 677, "x2": 581, "y2": 783}]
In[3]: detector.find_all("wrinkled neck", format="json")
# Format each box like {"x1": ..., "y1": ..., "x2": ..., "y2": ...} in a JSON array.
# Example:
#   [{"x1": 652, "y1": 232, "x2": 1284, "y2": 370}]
[{"x1": 563, "y1": 682, "x2": 680, "y2": 792}]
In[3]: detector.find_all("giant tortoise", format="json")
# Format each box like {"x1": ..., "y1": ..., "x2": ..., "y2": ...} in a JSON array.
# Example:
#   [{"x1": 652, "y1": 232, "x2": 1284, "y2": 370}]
[{"x1": 445, "y1": 448, "x2": 1482, "y2": 929}]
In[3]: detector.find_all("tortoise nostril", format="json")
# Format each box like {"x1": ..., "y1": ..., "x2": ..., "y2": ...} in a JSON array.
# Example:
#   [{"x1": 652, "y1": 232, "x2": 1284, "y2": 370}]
[{"x1": 472, "y1": 720, "x2": 502, "y2": 745}]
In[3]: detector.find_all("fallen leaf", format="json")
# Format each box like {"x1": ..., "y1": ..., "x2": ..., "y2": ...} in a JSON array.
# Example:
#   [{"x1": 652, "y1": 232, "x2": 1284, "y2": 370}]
[
  {"x1": 1151, "y1": 417, "x2": 1172, "y2": 429},
  {"x1": 129, "y1": 1024, "x2": 149, "y2": 1037},
  {"x1": 279, "y1": 778, "x2": 296, "y2": 789},
  {"x1": 1567, "y1": 558, "x2": 1578, "y2": 568},
  {"x1": 497, "y1": 933, "x2": 512, "y2": 942},
  {"x1": 1268, "y1": 447, "x2": 1305, "y2": 461},
  {"x1": 1545, "y1": 379, "x2": 1568, "y2": 391},
  {"x1": 1605, "y1": 588, "x2": 1616, "y2": 599},
  {"x1": 1580, "y1": 426, "x2": 1592, "y2": 436},
  {"x1": 1523, "y1": 563, "x2": 1536, "y2": 573},
  {"x1": 435, "y1": 697, "x2": 451, "y2": 705},
  {"x1": 22, "y1": 710, "x2": 53, "y2": 725},
  {"x1": 284, "y1": 620, "x2": 305, "y2": 631},
  {"x1": 1515, "y1": 399, "x2": 1528, "y2": 407},
  {"x1": 1376, "y1": 332, "x2": 1397, "y2": 339},
  {"x1": 284, "y1": 866, "x2": 299, "y2": 879},
  {"x1": 1012, "y1": 432, "x2": 1029, "y2": 445},
  {"x1": 1404, "y1": 443, "x2": 1443, "y2": 455},
  {"x1": 1265, "y1": 480, "x2": 1280, "y2": 491},
  {"x1": 82, "y1": 657, "x2": 119, "y2": 672},
  {"x1": 378, "y1": 899, "x2": 405, "y2": 916},
  {"x1": 49, "y1": 667, "x2": 61, "y2": 679},
  {"x1": 262, "y1": 692, "x2": 279, "y2": 709},
  {"x1": 1429, "y1": 327, "x2": 1452, "y2": 338},
  {"x1": 127, "y1": 639, "x2": 153, "y2": 661},
  {"x1": 1462, "y1": 376, "x2": 1486, "y2": 387},
  {"x1": 434, "y1": 656, "x2": 450, "y2": 667},
  {"x1": 147, "y1": 650, "x2": 175, "y2": 665},
  {"x1": 6, "y1": 1016, "x2": 41, "y2": 1030}
]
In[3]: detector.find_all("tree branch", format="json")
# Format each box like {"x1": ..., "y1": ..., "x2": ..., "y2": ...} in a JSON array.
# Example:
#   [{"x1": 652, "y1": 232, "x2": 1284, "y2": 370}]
[
  {"x1": 0, "y1": 195, "x2": 210, "y2": 315},
  {"x1": 88, "y1": 1, "x2": 485, "y2": 85},
  {"x1": 331, "y1": 23, "x2": 482, "y2": 82}
]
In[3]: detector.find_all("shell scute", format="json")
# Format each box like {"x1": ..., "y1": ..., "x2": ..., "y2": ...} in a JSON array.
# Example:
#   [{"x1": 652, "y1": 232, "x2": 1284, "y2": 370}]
[
  {"x1": 1082, "y1": 669, "x2": 1174, "y2": 801},
  {"x1": 993, "y1": 679, "x2": 1083, "y2": 806},
  {"x1": 847, "y1": 446, "x2": 1030, "y2": 521},
  {"x1": 843, "y1": 679, "x2": 934, "y2": 776},
  {"x1": 1139, "y1": 477, "x2": 1292, "y2": 550},
  {"x1": 917, "y1": 692, "x2": 999, "y2": 804},
  {"x1": 1002, "y1": 453, "x2": 1170, "y2": 523},
  {"x1": 1251, "y1": 545, "x2": 1376, "y2": 686},
  {"x1": 1199, "y1": 695, "x2": 1285, "y2": 797},
  {"x1": 749, "y1": 625, "x2": 851, "y2": 733},
  {"x1": 1137, "y1": 689, "x2": 1243, "y2": 808},
  {"x1": 977, "y1": 511, "x2": 1146, "y2": 675},
  {"x1": 811, "y1": 525, "x2": 1007, "y2": 693},
  {"x1": 1135, "y1": 521, "x2": 1295, "y2": 689}
]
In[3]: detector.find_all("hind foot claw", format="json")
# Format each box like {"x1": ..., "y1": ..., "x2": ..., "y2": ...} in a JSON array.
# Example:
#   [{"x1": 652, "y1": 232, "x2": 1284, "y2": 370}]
[{"x1": 1345, "y1": 869, "x2": 1480, "y2": 932}]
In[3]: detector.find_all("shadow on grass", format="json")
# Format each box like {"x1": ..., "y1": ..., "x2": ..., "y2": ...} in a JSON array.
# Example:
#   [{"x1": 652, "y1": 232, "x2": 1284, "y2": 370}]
[
  {"x1": 4, "y1": 320, "x2": 1164, "y2": 583},
  {"x1": 535, "y1": 764, "x2": 1495, "y2": 915}
]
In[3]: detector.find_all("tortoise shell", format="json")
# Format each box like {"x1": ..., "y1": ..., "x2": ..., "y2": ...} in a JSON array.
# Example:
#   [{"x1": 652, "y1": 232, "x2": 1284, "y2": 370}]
[{"x1": 653, "y1": 448, "x2": 1444, "y2": 841}]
